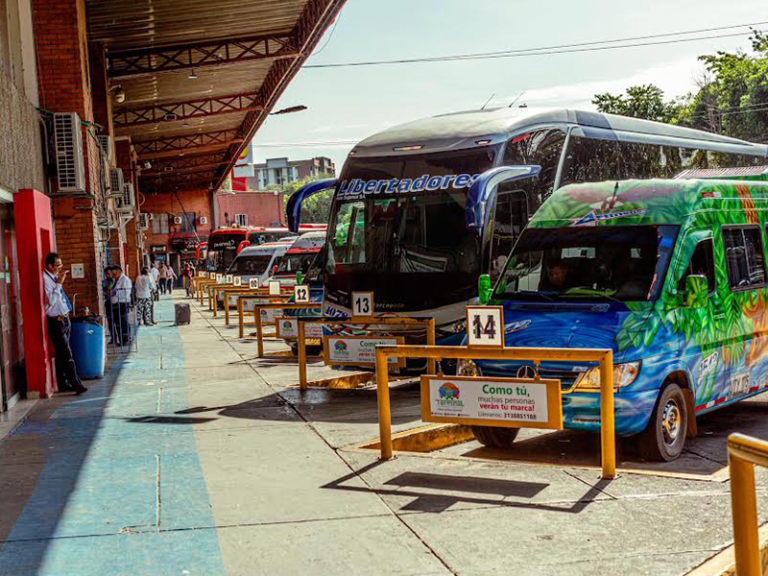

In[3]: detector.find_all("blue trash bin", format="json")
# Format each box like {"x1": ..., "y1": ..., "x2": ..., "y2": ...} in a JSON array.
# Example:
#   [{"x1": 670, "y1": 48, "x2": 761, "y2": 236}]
[{"x1": 70, "y1": 315, "x2": 106, "y2": 379}]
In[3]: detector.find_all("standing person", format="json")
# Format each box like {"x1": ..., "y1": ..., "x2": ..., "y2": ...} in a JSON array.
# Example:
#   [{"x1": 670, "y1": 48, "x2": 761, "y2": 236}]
[
  {"x1": 43, "y1": 253, "x2": 87, "y2": 395},
  {"x1": 166, "y1": 265, "x2": 177, "y2": 294},
  {"x1": 158, "y1": 263, "x2": 168, "y2": 295},
  {"x1": 102, "y1": 267, "x2": 116, "y2": 344},
  {"x1": 111, "y1": 265, "x2": 133, "y2": 346},
  {"x1": 134, "y1": 267, "x2": 155, "y2": 326},
  {"x1": 182, "y1": 264, "x2": 192, "y2": 297}
]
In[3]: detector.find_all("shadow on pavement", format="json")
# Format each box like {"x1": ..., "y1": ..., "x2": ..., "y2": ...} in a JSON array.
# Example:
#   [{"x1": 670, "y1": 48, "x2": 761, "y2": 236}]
[{"x1": 322, "y1": 461, "x2": 612, "y2": 514}]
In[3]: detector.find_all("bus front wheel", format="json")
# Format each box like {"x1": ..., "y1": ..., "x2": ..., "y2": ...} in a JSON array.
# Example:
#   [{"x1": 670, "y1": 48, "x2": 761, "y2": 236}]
[
  {"x1": 638, "y1": 383, "x2": 688, "y2": 462},
  {"x1": 471, "y1": 426, "x2": 519, "y2": 449}
]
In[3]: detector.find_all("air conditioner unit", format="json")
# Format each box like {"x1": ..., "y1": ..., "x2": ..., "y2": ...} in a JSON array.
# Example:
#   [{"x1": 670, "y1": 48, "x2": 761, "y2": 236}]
[
  {"x1": 109, "y1": 168, "x2": 124, "y2": 197},
  {"x1": 116, "y1": 183, "x2": 135, "y2": 213},
  {"x1": 138, "y1": 213, "x2": 150, "y2": 230},
  {"x1": 53, "y1": 112, "x2": 86, "y2": 194},
  {"x1": 199, "y1": 216, "x2": 208, "y2": 225},
  {"x1": 98, "y1": 135, "x2": 113, "y2": 164},
  {"x1": 173, "y1": 216, "x2": 183, "y2": 225}
]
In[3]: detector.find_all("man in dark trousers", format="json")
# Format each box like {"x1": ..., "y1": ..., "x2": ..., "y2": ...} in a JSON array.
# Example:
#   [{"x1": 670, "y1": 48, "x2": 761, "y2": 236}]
[{"x1": 43, "y1": 253, "x2": 87, "y2": 395}]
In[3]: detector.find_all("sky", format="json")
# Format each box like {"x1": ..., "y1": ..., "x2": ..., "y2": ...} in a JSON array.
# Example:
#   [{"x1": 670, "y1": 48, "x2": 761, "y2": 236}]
[{"x1": 248, "y1": 0, "x2": 768, "y2": 173}]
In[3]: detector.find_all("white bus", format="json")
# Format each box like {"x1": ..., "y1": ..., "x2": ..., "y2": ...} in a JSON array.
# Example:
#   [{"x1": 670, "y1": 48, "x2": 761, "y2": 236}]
[{"x1": 288, "y1": 107, "x2": 768, "y2": 339}]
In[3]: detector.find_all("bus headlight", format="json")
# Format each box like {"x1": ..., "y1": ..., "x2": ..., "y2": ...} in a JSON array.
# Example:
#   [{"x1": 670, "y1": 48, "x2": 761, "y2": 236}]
[
  {"x1": 575, "y1": 361, "x2": 641, "y2": 390},
  {"x1": 457, "y1": 359, "x2": 480, "y2": 376}
]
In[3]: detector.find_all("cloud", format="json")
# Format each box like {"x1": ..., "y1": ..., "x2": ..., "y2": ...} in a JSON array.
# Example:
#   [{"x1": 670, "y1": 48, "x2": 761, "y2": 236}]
[{"x1": 510, "y1": 57, "x2": 706, "y2": 109}]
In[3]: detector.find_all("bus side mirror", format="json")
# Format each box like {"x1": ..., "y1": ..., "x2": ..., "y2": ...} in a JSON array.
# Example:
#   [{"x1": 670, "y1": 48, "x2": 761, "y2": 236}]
[
  {"x1": 465, "y1": 165, "x2": 541, "y2": 236},
  {"x1": 683, "y1": 275, "x2": 708, "y2": 309},
  {"x1": 478, "y1": 273, "x2": 492, "y2": 305}
]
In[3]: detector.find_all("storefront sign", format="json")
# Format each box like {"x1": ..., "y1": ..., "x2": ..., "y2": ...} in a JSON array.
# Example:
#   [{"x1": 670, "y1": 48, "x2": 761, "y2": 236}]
[
  {"x1": 420, "y1": 376, "x2": 563, "y2": 429},
  {"x1": 323, "y1": 335, "x2": 404, "y2": 367},
  {"x1": 151, "y1": 245, "x2": 167, "y2": 254}
]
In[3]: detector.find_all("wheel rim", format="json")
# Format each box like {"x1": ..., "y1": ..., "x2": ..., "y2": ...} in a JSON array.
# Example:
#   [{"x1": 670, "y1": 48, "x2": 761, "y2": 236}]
[{"x1": 661, "y1": 399, "x2": 682, "y2": 445}]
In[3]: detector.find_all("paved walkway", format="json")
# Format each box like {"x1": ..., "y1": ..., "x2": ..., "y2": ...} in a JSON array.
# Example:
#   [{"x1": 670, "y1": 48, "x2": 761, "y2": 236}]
[{"x1": 1, "y1": 294, "x2": 767, "y2": 575}]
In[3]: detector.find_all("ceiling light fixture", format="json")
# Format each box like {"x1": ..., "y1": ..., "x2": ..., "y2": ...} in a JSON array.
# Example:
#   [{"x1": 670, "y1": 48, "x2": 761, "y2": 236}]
[{"x1": 189, "y1": 69, "x2": 198, "y2": 80}]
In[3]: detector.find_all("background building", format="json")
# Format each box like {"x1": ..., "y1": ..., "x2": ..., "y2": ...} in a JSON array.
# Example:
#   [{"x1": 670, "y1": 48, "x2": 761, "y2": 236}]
[{"x1": 246, "y1": 156, "x2": 336, "y2": 190}]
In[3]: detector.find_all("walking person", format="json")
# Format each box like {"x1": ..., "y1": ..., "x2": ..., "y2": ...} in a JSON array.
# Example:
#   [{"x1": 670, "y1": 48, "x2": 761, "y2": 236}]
[
  {"x1": 166, "y1": 265, "x2": 177, "y2": 294},
  {"x1": 182, "y1": 264, "x2": 194, "y2": 297},
  {"x1": 158, "y1": 263, "x2": 168, "y2": 295},
  {"x1": 111, "y1": 265, "x2": 133, "y2": 346},
  {"x1": 43, "y1": 253, "x2": 87, "y2": 395},
  {"x1": 134, "y1": 267, "x2": 155, "y2": 326},
  {"x1": 150, "y1": 263, "x2": 160, "y2": 300}
]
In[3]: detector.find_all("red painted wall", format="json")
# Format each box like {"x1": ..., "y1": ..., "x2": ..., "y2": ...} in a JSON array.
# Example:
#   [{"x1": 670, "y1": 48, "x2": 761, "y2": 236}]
[{"x1": 15, "y1": 189, "x2": 55, "y2": 398}]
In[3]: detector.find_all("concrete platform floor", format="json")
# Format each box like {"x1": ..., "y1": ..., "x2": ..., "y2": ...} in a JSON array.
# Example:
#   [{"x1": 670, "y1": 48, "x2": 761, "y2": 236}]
[{"x1": 1, "y1": 294, "x2": 767, "y2": 575}]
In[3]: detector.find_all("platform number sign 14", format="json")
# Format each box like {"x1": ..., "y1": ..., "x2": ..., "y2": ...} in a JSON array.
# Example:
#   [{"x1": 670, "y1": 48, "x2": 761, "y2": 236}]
[
  {"x1": 294, "y1": 285, "x2": 310, "y2": 303},
  {"x1": 466, "y1": 306, "x2": 504, "y2": 348}
]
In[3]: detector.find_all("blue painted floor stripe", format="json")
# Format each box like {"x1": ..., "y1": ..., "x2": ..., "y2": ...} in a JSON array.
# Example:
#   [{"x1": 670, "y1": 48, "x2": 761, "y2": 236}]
[{"x1": 0, "y1": 300, "x2": 226, "y2": 576}]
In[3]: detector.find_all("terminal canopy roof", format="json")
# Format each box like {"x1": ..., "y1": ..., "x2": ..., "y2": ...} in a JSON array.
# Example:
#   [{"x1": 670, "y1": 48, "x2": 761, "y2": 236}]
[{"x1": 86, "y1": 0, "x2": 344, "y2": 195}]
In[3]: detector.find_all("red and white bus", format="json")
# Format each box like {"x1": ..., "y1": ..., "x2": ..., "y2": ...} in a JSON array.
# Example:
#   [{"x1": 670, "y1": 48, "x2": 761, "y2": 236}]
[{"x1": 203, "y1": 225, "x2": 326, "y2": 273}]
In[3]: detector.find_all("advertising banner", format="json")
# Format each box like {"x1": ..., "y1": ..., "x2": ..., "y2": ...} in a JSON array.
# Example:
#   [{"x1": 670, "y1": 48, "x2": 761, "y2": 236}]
[
  {"x1": 420, "y1": 376, "x2": 563, "y2": 430},
  {"x1": 276, "y1": 318, "x2": 324, "y2": 339},
  {"x1": 323, "y1": 336, "x2": 404, "y2": 367}
]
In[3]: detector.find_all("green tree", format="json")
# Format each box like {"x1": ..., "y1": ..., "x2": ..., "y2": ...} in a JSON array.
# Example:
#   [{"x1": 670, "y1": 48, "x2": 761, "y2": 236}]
[
  {"x1": 593, "y1": 84, "x2": 681, "y2": 122},
  {"x1": 274, "y1": 174, "x2": 336, "y2": 224}
]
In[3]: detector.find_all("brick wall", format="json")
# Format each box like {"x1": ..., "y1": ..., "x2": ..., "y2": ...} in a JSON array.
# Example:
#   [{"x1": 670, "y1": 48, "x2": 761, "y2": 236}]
[
  {"x1": 141, "y1": 189, "x2": 213, "y2": 249},
  {"x1": 215, "y1": 192, "x2": 285, "y2": 227},
  {"x1": 52, "y1": 197, "x2": 103, "y2": 315},
  {"x1": 33, "y1": 0, "x2": 106, "y2": 314}
]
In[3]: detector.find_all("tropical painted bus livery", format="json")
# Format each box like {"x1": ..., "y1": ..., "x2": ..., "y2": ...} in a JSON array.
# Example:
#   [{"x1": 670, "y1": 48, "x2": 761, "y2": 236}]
[{"x1": 477, "y1": 177, "x2": 768, "y2": 459}]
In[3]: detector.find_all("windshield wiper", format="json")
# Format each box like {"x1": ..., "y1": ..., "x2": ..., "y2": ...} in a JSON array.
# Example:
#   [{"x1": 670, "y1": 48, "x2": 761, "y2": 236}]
[
  {"x1": 563, "y1": 287, "x2": 621, "y2": 303},
  {"x1": 499, "y1": 290, "x2": 556, "y2": 302}
]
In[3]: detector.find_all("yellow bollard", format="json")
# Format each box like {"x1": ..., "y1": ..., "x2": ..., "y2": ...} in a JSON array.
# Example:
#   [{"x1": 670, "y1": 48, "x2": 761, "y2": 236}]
[
  {"x1": 255, "y1": 309, "x2": 264, "y2": 357},
  {"x1": 298, "y1": 321, "x2": 307, "y2": 390},
  {"x1": 599, "y1": 350, "x2": 616, "y2": 480},
  {"x1": 375, "y1": 349, "x2": 393, "y2": 460}
]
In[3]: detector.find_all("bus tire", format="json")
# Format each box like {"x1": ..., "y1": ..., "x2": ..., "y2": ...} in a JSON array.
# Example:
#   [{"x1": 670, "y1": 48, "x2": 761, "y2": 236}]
[
  {"x1": 638, "y1": 383, "x2": 688, "y2": 462},
  {"x1": 471, "y1": 426, "x2": 519, "y2": 449}
]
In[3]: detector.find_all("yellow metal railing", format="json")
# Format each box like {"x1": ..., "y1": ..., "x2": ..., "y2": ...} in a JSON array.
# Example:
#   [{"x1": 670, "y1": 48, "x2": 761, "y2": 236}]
[
  {"x1": 374, "y1": 345, "x2": 616, "y2": 479},
  {"x1": 728, "y1": 433, "x2": 768, "y2": 576},
  {"x1": 237, "y1": 294, "x2": 292, "y2": 338},
  {"x1": 294, "y1": 316, "x2": 436, "y2": 390}
]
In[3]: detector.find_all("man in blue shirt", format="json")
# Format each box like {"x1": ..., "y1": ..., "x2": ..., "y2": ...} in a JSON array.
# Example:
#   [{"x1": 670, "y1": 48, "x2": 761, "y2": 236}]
[{"x1": 43, "y1": 253, "x2": 87, "y2": 395}]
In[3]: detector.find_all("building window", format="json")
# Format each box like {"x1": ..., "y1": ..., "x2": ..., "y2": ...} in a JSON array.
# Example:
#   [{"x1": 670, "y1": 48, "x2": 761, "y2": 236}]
[
  {"x1": 235, "y1": 213, "x2": 248, "y2": 227},
  {"x1": 152, "y1": 213, "x2": 169, "y2": 234},
  {"x1": 177, "y1": 213, "x2": 196, "y2": 233}
]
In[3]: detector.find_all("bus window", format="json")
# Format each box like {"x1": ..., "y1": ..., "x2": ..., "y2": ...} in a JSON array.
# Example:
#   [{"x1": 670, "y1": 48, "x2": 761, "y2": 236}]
[
  {"x1": 722, "y1": 226, "x2": 767, "y2": 290},
  {"x1": 677, "y1": 238, "x2": 716, "y2": 294},
  {"x1": 489, "y1": 191, "x2": 528, "y2": 282},
  {"x1": 502, "y1": 128, "x2": 566, "y2": 205}
]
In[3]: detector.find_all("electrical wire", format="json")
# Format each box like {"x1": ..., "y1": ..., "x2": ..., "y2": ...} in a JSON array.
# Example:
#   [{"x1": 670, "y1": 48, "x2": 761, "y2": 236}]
[
  {"x1": 311, "y1": 8, "x2": 343, "y2": 56},
  {"x1": 304, "y1": 21, "x2": 768, "y2": 69}
]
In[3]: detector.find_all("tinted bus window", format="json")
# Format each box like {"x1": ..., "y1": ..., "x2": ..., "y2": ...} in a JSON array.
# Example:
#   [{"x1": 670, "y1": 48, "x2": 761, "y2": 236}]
[{"x1": 722, "y1": 226, "x2": 766, "y2": 290}]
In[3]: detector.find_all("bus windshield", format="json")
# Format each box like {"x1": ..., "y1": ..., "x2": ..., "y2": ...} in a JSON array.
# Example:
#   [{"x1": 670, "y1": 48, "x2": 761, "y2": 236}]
[
  {"x1": 205, "y1": 247, "x2": 238, "y2": 273},
  {"x1": 326, "y1": 147, "x2": 497, "y2": 309},
  {"x1": 494, "y1": 225, "x2": 679, "y2": 302},
  {"x1": 276, "y1": 252, "x2": 317, "y2": 276},
  {"x1": 227, "y1": 253, "x2": 274, "y2": 275}
]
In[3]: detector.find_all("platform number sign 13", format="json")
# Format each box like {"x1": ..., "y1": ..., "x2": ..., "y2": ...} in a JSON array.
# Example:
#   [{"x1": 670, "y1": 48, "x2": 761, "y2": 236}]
[
  {"x1": 294, "y1": 285, "x2": 310, "y2": 303},
  {"x1": 352, "y1": 292, "x2": 373, "y2": 317},
  {"x1": 466, "y1": 306, "x2": 504, "y2": 348}
]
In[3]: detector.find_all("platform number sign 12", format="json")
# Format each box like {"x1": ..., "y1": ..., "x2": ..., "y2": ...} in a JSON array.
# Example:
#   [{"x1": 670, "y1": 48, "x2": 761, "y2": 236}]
[
  {"x1": 294, "y1": 285, "x2": 310, "y2": 303},
  {"x1": 466, "y1": 306, "x2": 504, "y2": 348},
  {"x1": 352, "y1": 292, "x2": 374, "y2": 317}
]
